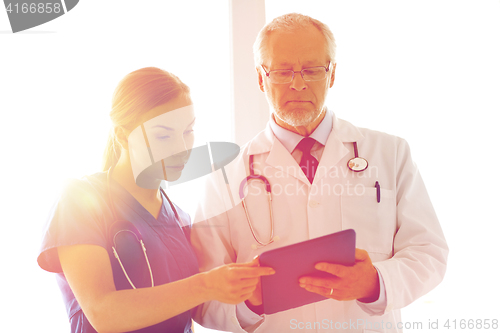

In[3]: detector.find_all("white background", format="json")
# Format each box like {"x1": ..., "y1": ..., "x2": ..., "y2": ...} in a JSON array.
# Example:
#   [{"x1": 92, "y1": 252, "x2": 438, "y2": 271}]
[{"x1": 1, "y1": 1, "x2": 499, "y2": 332}]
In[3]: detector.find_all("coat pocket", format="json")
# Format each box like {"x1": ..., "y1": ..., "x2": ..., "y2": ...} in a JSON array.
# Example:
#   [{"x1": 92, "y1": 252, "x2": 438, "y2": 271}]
[{"x1": 340, "y1": 186, "x2": 396, "y2": 259}]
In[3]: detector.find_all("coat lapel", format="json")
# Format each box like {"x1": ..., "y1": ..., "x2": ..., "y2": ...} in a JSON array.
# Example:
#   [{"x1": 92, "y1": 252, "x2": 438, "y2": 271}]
[
  {"x1": 267, "y1": 137, "x2": 308, "y2": 184},
  {"x1": 247, "y1": 125, "x2": 308, "y2": 183},
  {"x1": 312, "y1": 113, "x2": 365, "y2": 183},
  {"x1": 245, "y1": 112, "x2": 365, "y2": 185}
]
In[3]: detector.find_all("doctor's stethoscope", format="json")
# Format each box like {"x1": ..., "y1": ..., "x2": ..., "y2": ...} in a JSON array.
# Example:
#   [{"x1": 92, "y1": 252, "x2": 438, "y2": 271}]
[
  {"x1": 106, "y1": 168, "x2": 182, "y2": 289},
  {"x1": 238, "y1": 141, "x2": 368, "y2": 248}
]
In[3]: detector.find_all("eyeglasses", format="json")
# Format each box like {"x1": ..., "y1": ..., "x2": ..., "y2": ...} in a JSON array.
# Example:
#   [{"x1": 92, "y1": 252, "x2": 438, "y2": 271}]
[{"x1": 261, "y1": 61, "x2": 331, "y2": 84}]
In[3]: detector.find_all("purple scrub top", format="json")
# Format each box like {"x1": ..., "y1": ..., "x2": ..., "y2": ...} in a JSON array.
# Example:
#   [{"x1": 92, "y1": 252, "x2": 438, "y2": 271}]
[{"x1": 38, "y1": 172, "x2": 199, "y2": 333}]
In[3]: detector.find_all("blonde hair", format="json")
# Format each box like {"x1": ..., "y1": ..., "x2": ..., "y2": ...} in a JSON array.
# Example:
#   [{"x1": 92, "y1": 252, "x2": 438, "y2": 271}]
[
  {"x1": 102, "y1": 67, "x2": 190, "y2": 171},
  {"x1": 253, "y1": 13, "x2": 336, "y2": 66}
]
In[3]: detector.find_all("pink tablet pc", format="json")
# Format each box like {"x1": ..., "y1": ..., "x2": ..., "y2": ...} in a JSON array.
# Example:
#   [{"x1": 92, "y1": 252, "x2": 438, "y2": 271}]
[{"x1": 259, "y1": 229, "x2": 356, "y2": 314}]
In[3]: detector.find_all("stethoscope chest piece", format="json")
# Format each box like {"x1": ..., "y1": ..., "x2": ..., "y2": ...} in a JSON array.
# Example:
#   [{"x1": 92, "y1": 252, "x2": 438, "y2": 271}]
[
  {"x1": 348, "y1": 157, "x2": 368, "y2": 172},
  {"x1": 347, "y1": 142, "x2": 368, "y2": 172}
]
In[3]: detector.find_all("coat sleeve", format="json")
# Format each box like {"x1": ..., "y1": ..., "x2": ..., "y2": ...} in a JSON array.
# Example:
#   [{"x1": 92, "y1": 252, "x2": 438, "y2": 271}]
[
  {"x1": 190, "y1": 168, "x2": 264, "y2": 332},
  {"x1": 373, "y1": 138, "x2": 449, "y2": 314}
]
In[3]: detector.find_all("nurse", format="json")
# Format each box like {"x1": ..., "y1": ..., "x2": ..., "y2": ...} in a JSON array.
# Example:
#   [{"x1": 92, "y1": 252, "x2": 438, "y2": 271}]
[{"x1": 37, "y1": 67, "x2": 274, "y2": 333}]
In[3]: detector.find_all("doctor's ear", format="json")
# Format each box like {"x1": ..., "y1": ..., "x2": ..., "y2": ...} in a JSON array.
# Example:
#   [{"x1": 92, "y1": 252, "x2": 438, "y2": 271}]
[
  {"x1": 257, "y1": 67, "x2": 265, "y2": 92},
  {"x1": 114, "y1": 126, "x2": 129, "y2": 151},
  {"x1": 329, "y1": 63, "x2": 337, "y2": 88}
]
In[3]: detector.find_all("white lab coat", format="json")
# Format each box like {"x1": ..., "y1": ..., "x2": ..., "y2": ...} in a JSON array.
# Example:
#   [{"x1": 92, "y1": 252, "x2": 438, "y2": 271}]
[{"x1": 191, "y1": 112, "x2": 448, "y2": 333}]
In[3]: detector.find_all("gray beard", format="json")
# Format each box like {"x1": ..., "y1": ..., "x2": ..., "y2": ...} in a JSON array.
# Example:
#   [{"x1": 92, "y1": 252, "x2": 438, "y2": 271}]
[{"x1": 275, "y1": 107, "x2": 322, "y2": 128}]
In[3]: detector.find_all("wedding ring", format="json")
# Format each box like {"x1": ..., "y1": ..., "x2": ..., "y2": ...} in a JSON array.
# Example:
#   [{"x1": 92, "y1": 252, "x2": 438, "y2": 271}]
[{"x1": 329, "y1": 288, "x2": 333, "y2": 296}]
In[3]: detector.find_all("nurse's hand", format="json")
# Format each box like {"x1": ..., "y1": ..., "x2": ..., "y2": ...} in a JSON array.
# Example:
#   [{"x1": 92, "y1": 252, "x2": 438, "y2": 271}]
[
  {"x1": 246, "y1": 276, "x2": 263, "y2": 306},
  {"x1": 298, "y1": 248, "x2": 380, "y2": 302},
  {"x1": 201, "y1": 256, "x2": 275, "y2": 305},
  {"x1": 246, "y1": 255, "x2": 265, "y2": 306}
]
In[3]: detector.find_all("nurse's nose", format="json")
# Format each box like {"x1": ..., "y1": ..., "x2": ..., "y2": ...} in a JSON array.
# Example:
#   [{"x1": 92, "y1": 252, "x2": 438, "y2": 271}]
[{"x1": 170, "y1": 137, "x2": 191, "y2": 159}]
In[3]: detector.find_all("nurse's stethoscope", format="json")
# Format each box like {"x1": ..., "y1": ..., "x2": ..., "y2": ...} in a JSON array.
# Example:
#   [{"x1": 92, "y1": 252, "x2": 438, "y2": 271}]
[
  {"x1": 106, "y1": 167, "x2": 182, "y2": 289},
  {"x1": 238, "y1": 141, "x2": 368, "y2": 247}
]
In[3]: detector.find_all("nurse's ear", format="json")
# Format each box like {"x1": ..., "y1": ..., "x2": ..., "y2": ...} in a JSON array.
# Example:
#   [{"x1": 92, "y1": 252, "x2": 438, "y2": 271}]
[{"x1": 114, "y1": 126, "x2": 129, "y2": 151}]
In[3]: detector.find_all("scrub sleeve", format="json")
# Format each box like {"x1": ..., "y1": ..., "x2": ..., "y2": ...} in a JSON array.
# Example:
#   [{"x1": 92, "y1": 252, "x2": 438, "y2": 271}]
[{"x1": 37, "y1": 172, "x2": 199, "y2": 333}]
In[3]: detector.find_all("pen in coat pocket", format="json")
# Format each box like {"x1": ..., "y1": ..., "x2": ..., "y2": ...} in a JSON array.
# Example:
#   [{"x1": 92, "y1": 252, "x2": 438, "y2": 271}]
[{"x1": 375, "y1": 181, "x2": 381, "y2": 203}]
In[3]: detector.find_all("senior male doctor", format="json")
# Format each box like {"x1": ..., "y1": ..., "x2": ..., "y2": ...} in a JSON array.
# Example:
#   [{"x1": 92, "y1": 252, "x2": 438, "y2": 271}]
[{"x1": 191, "y1": 13, "x2": 448, "y2": 333}]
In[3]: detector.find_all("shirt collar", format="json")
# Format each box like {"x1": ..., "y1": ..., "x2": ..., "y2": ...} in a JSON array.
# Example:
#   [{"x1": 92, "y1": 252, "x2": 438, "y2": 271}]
[{"x1": 269, "y1": 109, "x2": 333, "y2": 154}]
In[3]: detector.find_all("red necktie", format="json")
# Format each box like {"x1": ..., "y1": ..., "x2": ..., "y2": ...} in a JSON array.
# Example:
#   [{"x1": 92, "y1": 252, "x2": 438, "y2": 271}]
[{"x1": 296, "y1": 137, "x2": 318, "y2": 183}]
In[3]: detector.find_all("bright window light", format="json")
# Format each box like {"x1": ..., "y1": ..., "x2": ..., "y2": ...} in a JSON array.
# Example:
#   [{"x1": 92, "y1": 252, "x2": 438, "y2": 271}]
[
  {"x1": 1, "y1": 2, "x2": 230, "y2": 332},
  {"x1": 1, "y1": 1, "x2": 498, "y2": 332}
]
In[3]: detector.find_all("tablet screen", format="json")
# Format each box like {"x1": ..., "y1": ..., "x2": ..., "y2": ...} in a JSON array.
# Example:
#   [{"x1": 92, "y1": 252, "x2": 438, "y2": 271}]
[{"x1": 259, "y1": 229, "x2": 356, "y2": 314}]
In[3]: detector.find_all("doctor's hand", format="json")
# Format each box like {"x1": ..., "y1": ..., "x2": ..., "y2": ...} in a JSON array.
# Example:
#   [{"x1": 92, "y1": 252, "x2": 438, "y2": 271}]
[
  {"x1": 201, "y1": 256, "x2": 275, "y2": 305},
  {"x1": 298, "y1": 248, "x2": 380, "y2": 302}
]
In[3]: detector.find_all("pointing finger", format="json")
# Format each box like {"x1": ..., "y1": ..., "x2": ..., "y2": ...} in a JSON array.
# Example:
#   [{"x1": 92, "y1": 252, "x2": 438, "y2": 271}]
[{"x1": 239, "y1": 266, "x2": 275, "y2": 278}]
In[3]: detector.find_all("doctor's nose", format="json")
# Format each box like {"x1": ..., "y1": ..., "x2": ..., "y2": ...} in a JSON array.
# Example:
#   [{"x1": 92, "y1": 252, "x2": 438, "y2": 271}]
[{"x1": 290, "y1": 73, "x2": 307, "y2": 91}]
